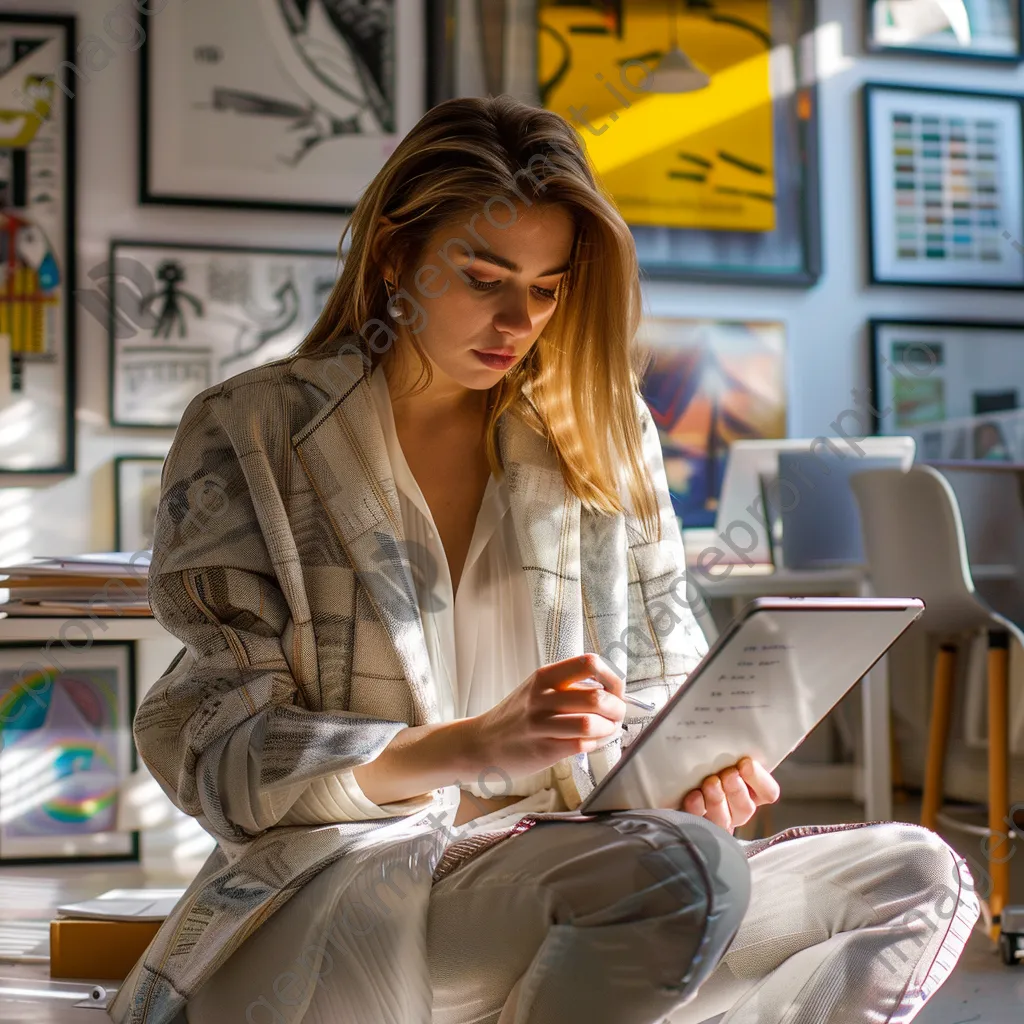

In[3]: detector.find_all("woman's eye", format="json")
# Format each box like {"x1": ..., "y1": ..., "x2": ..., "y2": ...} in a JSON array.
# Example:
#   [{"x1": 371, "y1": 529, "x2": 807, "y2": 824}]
[
  {"x1": 532, "y1": 285, "x2": 558, "y2": 301},
  {"x1": 466, "y1": 276, "x2": 500, "y2": 292}
]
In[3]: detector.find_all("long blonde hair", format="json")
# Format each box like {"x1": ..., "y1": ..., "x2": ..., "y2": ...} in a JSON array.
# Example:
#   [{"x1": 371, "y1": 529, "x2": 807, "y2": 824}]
[{"x1": 296, "y1": 94, "x2": 662, "y2": 543}]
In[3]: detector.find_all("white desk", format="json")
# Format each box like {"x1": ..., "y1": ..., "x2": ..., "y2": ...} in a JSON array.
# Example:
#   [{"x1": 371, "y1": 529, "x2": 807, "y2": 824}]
[{"x1": 682, "y1": 555, "x2": 894, "y2": 821}]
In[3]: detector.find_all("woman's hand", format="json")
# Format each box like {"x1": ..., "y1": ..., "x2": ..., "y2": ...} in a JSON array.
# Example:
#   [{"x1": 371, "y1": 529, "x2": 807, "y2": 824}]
[
  {"x1": 466, "y1": 653, "x2": 626, "y2": 783},
  {"x1": 679, "y1": 758, "x2": 781, "y2": 834}
]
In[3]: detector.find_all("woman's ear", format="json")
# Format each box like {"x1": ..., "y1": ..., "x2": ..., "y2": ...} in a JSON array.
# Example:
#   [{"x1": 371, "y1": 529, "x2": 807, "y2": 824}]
[{"x1": 372, "y1": 215, "x2": 397, "y2": 279}]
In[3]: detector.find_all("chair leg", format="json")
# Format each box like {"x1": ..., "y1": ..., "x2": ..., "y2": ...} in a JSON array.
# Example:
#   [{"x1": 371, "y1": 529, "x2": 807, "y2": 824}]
[
  {"x1": 921, "y1": 643, "x2": 957, "y2": 833},
  {"x1": 987, "y1": 630, "x2": 1011, "y2": 944},
  {"x1": 891, "y1": 709, "x2": 908, "y2": 804}
]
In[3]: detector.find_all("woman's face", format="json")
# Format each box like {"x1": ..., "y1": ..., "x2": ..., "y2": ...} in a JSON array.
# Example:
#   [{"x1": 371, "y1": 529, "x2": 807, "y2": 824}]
[{"x1": 386, "y1": 202, "x2": 575, "y2": 392}]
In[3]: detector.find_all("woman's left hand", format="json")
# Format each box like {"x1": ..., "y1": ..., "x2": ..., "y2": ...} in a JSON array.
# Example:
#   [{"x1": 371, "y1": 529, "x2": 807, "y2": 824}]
[{"x1": 679, "y1": 757, "x2": 781, "y2": 833}]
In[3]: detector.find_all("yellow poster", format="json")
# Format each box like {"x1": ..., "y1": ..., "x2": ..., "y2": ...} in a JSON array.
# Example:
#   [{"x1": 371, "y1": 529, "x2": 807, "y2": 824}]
[{"x1": 538, "y1": 1, "x2": 775, "y2": 232}]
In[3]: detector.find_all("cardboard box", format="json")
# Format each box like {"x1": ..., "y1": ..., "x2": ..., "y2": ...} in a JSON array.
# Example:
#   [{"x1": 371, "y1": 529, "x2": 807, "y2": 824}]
[{"x1": 49, "y1": 918, "x2": 161, "y2": 980}]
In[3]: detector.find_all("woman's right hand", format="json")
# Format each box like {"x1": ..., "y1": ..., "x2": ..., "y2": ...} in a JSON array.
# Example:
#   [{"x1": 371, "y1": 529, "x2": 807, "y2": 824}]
[{"x1": 466, "y1": 653, "x2": 627, "y2": 781}]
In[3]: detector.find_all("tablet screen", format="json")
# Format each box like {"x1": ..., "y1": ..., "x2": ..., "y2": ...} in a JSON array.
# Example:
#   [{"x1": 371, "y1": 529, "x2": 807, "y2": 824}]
[{"x1": 581, "y1": 598, "x2": 923, "y2": 814}]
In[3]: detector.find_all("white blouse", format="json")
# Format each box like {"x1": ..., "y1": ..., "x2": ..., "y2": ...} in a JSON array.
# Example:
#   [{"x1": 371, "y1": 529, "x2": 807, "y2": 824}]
[{"x1": 279, "y1": 365, "x2": 564, "y2": 831}]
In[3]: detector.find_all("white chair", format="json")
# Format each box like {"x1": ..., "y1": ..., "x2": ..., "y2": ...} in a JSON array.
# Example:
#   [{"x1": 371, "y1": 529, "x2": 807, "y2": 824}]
[{"x1": 849, "y1": 464, "x2": 1019, "y2": 942}]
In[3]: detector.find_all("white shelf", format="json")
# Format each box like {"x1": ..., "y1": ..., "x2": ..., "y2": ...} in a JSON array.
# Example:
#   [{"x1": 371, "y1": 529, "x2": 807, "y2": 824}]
[{"x1": 0, "y1": 616, "x2": 173, "y2": 642}]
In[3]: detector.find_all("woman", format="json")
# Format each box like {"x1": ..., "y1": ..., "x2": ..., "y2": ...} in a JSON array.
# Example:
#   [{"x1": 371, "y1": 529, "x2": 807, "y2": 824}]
[{"x1": 110, "y1": 96, "x2": 978, "y2": 1024}]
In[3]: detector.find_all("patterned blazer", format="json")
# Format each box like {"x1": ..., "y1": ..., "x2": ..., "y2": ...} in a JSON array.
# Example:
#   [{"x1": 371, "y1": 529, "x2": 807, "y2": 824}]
[{"x1": 108, "y1": 343, "x2": 709, "y2": 1024}]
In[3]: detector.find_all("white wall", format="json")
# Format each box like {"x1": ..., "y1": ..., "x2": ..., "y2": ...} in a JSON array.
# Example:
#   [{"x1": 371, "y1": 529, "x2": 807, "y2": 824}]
[
  {"x1": 4, "y1": 0, "x2": 1024, "y2": 560},
  {"x1": 0, "y1": 0, "x2": 345, "y2": 561}
]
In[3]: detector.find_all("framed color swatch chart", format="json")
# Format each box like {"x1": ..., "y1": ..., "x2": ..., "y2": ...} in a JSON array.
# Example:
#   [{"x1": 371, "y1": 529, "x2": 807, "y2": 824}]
[{"x1": 864, "y1": 83, "x2": 1024, "y2": 287}]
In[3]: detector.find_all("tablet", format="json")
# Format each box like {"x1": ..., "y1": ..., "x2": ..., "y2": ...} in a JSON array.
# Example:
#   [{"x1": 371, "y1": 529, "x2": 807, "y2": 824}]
[{"x1": 579, "y1": 596, "x2": 924, "y2": 814}]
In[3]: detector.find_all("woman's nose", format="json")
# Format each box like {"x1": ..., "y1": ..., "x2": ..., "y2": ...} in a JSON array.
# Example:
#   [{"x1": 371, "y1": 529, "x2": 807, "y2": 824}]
[{"x1": 493, "y1": 291, "x2": 534, "y2": 338}]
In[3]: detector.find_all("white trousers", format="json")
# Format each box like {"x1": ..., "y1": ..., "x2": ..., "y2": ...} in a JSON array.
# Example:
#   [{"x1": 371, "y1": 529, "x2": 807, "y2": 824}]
[
  {"x1": 426, "y1": 812, "x2": 979, "y2": 1024},
  {"x1": 184, "y1": 810, "x2": 979, "y2": 1024}
]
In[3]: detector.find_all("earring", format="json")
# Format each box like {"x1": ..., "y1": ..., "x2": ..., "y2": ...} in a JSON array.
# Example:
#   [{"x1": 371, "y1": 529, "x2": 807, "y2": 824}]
[{"x1": 384, "y1": 278, "x2": 402, "y2": 319}]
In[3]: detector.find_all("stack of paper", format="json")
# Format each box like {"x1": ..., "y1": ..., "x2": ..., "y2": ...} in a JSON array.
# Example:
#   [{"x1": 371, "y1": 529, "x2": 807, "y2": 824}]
[
  {"x1": 50, "y1": 887, "x2": 184, "y2": 980},
  {"x1": 56, "y1": 888, "x2": 185, "y2": 921},
  {"x1": 0, "y1": 552, "x2": 152, "y2": 617}
]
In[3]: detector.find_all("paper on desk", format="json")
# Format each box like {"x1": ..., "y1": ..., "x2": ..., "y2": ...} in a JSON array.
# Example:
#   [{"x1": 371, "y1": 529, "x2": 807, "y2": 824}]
[{"x1": 57, "y1": 888, "x2": 185, "y2": 922}]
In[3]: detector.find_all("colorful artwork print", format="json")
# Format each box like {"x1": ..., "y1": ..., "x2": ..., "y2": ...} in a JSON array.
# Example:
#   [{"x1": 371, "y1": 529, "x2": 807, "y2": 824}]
[
  {"x1": 870, "y1": 321, "x2": 1024, "y2": 447},
  {"x1": 866, "y1": 85, "x2": 1024, "y2": 286},
  {"x1": 639, "y1": 318, "x2": 786, "y2": 528},
  {"x1": 868, "y1": 0, "x2": 1021, "y2": 59},
  {"x1": 0, "y1": 16, "x2": 74, "y2": 471},
  {"x1": 144, "y1": 1, "x2": 428, "y2": 210},
  {"x1": 538, "y1": 0, "x2": 775, "y2": 232},
  {"x1": 0, "y1": 645, "x2": 135, "y2": 861},
  {"x1": 109, "y1": 242, "x2": 338, "y2": 428}
]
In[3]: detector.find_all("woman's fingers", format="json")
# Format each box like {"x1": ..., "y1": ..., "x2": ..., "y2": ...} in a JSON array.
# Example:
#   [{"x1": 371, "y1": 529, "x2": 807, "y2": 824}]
[
  {"x1": 542, "y1": 653, "x2": 625, "y2": 700},
  {"x1": 737, "y1": 757, "x2": 782, "y2": 805},
  {"x1": 542, "y1": 683, "x2": 624, "y2": 722},
  {"x1": 681, "y1": 761, "x2": 770, "y2": 832}
]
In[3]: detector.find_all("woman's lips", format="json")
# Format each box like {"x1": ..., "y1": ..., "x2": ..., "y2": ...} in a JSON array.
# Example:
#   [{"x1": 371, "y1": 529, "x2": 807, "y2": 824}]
[{"x1": 472, "y1": 350, "x2": 516, "y2": 370}]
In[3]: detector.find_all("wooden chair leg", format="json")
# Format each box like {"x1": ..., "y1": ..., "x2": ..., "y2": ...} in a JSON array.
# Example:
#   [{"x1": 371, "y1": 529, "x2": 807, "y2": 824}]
[
  {"x1": 891, "y1": 710, "x2": 908, "y2": 804},
  {"x1": 921, "y1": 643, "x2": 957, "y2": 832},
  {"x1": 987, "y1": 630, "x2": 1011, "y2": 944}
]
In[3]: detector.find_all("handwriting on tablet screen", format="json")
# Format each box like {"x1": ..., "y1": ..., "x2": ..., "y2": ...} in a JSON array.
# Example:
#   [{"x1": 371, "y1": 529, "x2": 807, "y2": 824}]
[{"x1": 662, "y1": 641, "x2": 791, "y2": 742}]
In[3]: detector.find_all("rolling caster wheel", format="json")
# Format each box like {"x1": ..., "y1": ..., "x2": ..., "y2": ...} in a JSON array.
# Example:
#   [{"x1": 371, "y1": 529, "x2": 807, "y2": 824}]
[{"x1": 999, "y1": 932, "x2": 1021, "y2": 966}]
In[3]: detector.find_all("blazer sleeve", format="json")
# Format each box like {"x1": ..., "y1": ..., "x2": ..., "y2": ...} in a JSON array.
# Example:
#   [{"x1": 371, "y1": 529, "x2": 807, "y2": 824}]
[
  {"x1": 620, "y1": 395, "x2": 711, "y2": 735},
  {"x1": 135, "y1": 393, "x2": 435, "y2": 843}
]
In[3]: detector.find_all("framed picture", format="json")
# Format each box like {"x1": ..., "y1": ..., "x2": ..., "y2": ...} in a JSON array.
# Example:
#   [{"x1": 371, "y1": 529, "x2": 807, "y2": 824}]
[
  {"x1": 427, "y1": 0, "x2": 540, "y2": 103},
  {"x1": 140, "y1": 1, "x2": 430, "y2": 212},
  {"x1": 540, "y1": 0, "x2": 820, "y2": 285},
  {"x1": 869, "y1": 319, "x2": 1024, "y2": 460},
  {"x1": 0, "y1": 14, "x2": 77, "y2": 474},
  {"x1": 866, "y1": 0, "x2": 1023, "y2": 62},
  {"x1": 108, "y1": 241, "x2": 339, "y2": 428},
  {"x1": 639, "y1": 317, "x2": 787, "y2": 529},
  {"x1": 429, "y1": 1, "x2": 821, "y2": 285},
  {"x1": 864, "y1": 83, "x2": 1024, "y2": 289},
  {"x1": 114, "y1": 456, "x2": 165, "y2": 554},
  {"x1": 0, "y1": 642, "x2": 138, "y2": 863}
]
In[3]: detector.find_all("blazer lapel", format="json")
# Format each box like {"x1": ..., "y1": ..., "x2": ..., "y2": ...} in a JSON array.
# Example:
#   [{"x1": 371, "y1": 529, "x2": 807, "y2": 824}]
[
  {"x1": 497, "y1": 406, "x2": 585, "y2": 666},
  {"x1": 288, "y1": 350, "x2": 586, "y2": 728},
  {"x1": 289, "y1": 351, "x2": 439, "y2": 726}
]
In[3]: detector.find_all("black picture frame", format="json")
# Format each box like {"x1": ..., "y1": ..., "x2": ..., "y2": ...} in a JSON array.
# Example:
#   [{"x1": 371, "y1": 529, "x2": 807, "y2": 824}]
[
  {"x1": 113, "y1": 455, "x2": 165, "y2": 554},
  {"x1": 107, "y1": 239, "x2": 339, "y2": 430},
  {"x1": 0, "y1": 13, "x2": 77, "y2": 475},
  {"x1": 868, "y1": 317, "x2": 1024, "y2": 445},
  {"x1": 865, "y1": 0, "x2": 1024, "y2": 63},
  {"x1": 863, "y1": 82, "x2": 1024, "y2": 290},
  {"x1": 138, "y1": 2, "x2": 439, "y2": 213},
  {"x1": 0, "y1": 641, "x2": 139, "y2": 865},
  {"x1": 428, "y1": 1, "x2": 821, "y2": 286}
]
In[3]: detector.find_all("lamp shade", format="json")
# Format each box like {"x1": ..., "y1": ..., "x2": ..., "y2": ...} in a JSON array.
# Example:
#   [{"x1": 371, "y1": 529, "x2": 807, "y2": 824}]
[{"x1": 647, "y1": 45, "x2": 711, "y2": 93}]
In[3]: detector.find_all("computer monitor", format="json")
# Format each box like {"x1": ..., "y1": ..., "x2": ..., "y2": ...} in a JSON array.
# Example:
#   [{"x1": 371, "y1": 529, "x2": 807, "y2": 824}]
[
  {"x1": 713, "y1": 437, "x2": 916, "y2": 566},
  {"x1": 776, "y1": 452, "x2": 908, "y2": 570}
]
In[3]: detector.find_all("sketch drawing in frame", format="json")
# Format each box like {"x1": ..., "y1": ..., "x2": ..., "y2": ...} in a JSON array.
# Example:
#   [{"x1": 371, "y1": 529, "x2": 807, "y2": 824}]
[
  {"x1": 140, "y1": 1, "x2": 430, "y2": 212},
  {"x1": 108, "y1": 241, "x2": 338, "y2": 429}
]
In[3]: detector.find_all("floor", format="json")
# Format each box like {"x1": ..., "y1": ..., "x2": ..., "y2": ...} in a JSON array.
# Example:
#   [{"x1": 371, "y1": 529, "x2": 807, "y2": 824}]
[{"x1": 0, "y1": 794, "x2": 1021, "y2": 1022}]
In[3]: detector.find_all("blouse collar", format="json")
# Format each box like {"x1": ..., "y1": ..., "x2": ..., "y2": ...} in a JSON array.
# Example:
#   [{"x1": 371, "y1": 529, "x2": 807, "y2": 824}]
[{"x1": 367, "y1": 363, "x2": 511, "y2": 533}]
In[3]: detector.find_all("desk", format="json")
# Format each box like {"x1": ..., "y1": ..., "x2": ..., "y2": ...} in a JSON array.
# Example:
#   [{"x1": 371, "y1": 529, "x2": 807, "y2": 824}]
[{"x1": 682, "y1": 554, "x2": 894, "y2": 820}]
